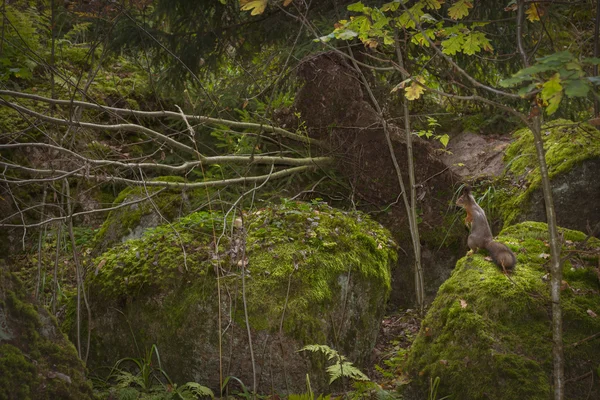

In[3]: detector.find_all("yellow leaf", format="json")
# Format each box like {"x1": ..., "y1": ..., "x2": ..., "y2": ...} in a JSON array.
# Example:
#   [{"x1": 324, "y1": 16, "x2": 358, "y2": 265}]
[
  {"x1": 405, "y1": 80, "x2": 425, "y2": 100},
  {"x1": 525, "y1": 4, "x2": 543, "y2": 22},
  {"x1": 404, "y1": 76, "x2": 425, "y2": 100},
  {"x1": 240, "y1": 0, "x2": 268, "y2": 16},
  {"x1": 283, "y1": 0, "x2": 293, "y2": 6}
]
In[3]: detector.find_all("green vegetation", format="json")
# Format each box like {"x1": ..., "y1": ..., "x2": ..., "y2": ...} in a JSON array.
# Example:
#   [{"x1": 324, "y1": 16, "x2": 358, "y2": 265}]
[
  {"x1": 499, "y1": 119, "x2": 600, "y2": 225},
  {"x1": 0, "y1": 267, "x2": 93, "y2": 400},
  {"x1": 72, "y1": 199, "x2": 396, "y2": 392},
  {"x1": 400, "y1": 222, "x2": 600, "y2": 399},
  {"x1": 92, "y1": 177, "x2": 208, "y2": 253}
]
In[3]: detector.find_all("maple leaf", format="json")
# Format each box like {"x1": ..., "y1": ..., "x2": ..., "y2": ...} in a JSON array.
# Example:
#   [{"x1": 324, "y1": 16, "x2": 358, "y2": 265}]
[
  {"x1": 405, "y1": 77, "x2": 426, "y2": 100},
  {"x1": 448, "y1": 0, "x2": 472, "y2": 20},
  {"x1": 525, "y1": 4, "x2": 544, "y2": 22},
  {"x1": 240, "y1": 0, "x2": 267, "y2": 16}
]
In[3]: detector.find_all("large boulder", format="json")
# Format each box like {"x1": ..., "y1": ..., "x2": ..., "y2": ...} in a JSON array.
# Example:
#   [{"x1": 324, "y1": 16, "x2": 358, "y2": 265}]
[
  {"x1": 401, "y1": 222, "x2": 600, "y2": 400},
  {"x1": 293, "y1": 52, "x2": 465, "y2": 307},
  {"x1": 500, "y1": 119, "x2": 600, "y2": 234},
  {"x1": 0, "y1": 263, "x2": 93, "y2": 400},
  {"x1": 93, "y1": 176, "x2": 206, "y2": 253},
  {"x1": 76, "y1": 200, "x2": 396, "y2": 395}
]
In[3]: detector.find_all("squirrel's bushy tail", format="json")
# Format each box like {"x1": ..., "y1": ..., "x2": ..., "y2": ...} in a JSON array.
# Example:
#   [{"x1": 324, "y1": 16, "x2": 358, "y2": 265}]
[{"x1": 485, "y1": 240, "x2": 516, "y2": 271}]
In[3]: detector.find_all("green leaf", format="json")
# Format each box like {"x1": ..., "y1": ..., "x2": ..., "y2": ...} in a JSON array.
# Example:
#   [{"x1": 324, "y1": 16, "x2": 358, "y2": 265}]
[
  {"x1": 448, "y1": 0, "x2": 473, "y2": 20},
  {"x1": 564, "y1": 79, "x2": 590, "y2": 98},
  {"x1": 411, "y1": 29, "x2": 435, "y2": 47},
  {"x1": 517, "y1": 82, "x2": 538, "y2": 97},
  {"x1": 582, "y1": 57, "x2": 600, "y2": 65},
  {"x1": 441, "y1": 34, "x2": 464, "y2": 55},
  {"x1": 348, "y1": 15, "x2": 371, "y2": 33},
  {"x1": 398, "y1": 4, "x2": 425, "y2": 29},
  {"x1": 422, "y1": 0, "x2": 443, "y2": 10},
  {"x1": 348, "y1": 2, "x2": 365, "y2": 12},
  {"x1": 439, "y1": 134, "x2": 450, "y2": 147},
  {"x1": 541, "y1": 73, "x2": 563, "y2": 115},
  {"x1": 381, "y1": 2, "x2": 400, "y2": 12},
  {"x1": 462, "y1": 35, "x2": 481, "y2": 56}
]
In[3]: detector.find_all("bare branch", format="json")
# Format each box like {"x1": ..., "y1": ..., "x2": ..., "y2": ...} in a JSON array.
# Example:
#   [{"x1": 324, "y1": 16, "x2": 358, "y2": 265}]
[
  {"x1": 0, "y1": 188, "x2": 166, "y2": 228},
  {"x1": 0, "y1": 99, "x2": 199, "y2": 156},
  {"x1": 0, "y1": 161, "x2": 318, "y2": 189},
  {"x1": 0, "y1": 90, "x2": 325, "y2": 148},
  {"x1": 0, "y1": 143, "x2": 332, "y2": 170}
]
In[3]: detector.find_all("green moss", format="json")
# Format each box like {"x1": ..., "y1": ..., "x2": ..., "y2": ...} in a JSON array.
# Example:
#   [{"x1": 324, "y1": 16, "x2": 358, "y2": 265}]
[
  {"x1": 500, "y1": 119, "x2": 600, "y2": 225},
  {"x1": 93, "y1": 176, "x2": 208, "y2": 252},
  {"x1": 403, "y1": 221, "x2": 600, "y2": 399},
  {"x1": 78, "y1": 200, "x2": 396, "y2": 386},
  {"x1": 0, "y1": 344, "x2": 36, "y2": 400},
  {"x1": 0, "y1": 266, "x2": 93, "y2": 400}
]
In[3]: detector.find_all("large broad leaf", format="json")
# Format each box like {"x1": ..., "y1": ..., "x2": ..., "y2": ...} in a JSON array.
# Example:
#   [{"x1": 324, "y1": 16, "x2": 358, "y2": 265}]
[
  {"x1": 398, "y1": 4, "x2": 425, "y2": 29},
  {"x1": 405, "y1": 77, "x2": 426, "y2": 100},
  {"x1": 564, "y1": 79, "x2": 590, "y2": 98},
  {"x1": 441, "y1": 34, "x2": 465, "y2": 55},
  {"x1": 347, "y1": 2, "x2": 365, "y2": 12},
  {"x1": 541, "y1": 73, "x2": 563, "y2": 115},
  {"x1": 448, "y1": 0, "x2": 473, "y2": 20},
  {"x1": 422, "y1": 0, "x2": 443, "y2": 10}
]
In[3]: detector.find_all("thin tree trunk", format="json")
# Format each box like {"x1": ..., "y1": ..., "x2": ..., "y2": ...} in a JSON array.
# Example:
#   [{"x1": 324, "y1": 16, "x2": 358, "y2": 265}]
[
  {"x1": 530, "y1": 116, "x2": 564, "y2": 400},
  {"x1": 518, "y1": 4, "x2": 563, "y2": 398},
  {"x1": 35, "y1": 184, "x2": 48, "y2": 300},
  {"x1": 394, "y1": 35, "x2": 424, "y2": 312},
  {"x1": 594, "y1": 0, "x2": 600, "y2": 117}
]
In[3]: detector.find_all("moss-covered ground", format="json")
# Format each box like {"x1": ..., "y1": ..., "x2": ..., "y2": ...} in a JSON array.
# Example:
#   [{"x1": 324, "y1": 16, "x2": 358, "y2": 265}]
[
  {"x1": 400, "y1": 221, "x2": 600, "y2": 400},
  {"x1": 0, "y1": 265, "x2": 93, "y2": 400},
  {"x1": 499, "y1": 119, "x2": 600, "y2": 225}
]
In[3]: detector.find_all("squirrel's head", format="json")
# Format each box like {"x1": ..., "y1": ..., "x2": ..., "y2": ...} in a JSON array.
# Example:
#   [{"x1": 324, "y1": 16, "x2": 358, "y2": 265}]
[{"x1": 455, "y1": 185, "x2": 472, "y2": 208}]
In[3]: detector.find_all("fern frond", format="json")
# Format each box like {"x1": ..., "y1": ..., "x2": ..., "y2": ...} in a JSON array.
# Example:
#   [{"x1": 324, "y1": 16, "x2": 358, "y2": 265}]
[{"x1": 326, "y1": 361, "x2": 369, "y2": 384}]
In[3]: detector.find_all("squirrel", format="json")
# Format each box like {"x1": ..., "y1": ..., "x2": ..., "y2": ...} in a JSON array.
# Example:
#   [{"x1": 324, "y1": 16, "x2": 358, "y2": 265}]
[{"x1": 456, "y1": 185, "x2": 516, "y2": 273}]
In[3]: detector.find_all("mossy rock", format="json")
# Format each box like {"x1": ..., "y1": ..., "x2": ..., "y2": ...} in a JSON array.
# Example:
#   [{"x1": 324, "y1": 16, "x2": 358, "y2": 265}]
[
  {"x1": 92, "y1": 176, "x2": 207, "y2": 253},
  {"x1": 402, "y1": 221, "x2": 600, "y2": 400},
  {"x1": 76, "y1": 199, "x2": 396, "y2": 394},
  {"x1": 0, "y1": 263, "x2": 93, "y2": 400},
  {"x1": 499, "y1": 119, "x2": 600, "y2": 231}
]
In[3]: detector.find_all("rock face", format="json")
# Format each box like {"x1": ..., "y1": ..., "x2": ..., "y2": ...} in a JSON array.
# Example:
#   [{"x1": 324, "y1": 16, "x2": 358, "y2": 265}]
[
  {"x1": 0, "y1": 263, "x2": 93, "y2": 400},
  {"x1": 439, "y1": 132, "x2": 512, "y2": 179},
  {"x1": 79, "y1": 200, "x2": 396, "y2": 395},
  {"x1": 294, "y1": 52, "x2": 465, "y2": 307},
  {"x1": 501, "y1": 120, "x2": 600, "y2": 235},
  {"x1": 402, "y1": 222, "x2": 600, "y2": 400}
]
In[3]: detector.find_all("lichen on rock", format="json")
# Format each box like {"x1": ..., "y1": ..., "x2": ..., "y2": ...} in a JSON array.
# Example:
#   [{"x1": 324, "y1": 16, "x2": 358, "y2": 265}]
[
  {"x1": 80, "y1": 199, "x2": 396, "y2": 394},
  {"x1": 401, "y1": 221, "x2": 600, "y2": 400}
]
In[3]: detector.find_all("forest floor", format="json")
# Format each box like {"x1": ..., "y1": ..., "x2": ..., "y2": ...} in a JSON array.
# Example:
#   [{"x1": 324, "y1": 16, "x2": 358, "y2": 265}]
[{"x1": 368, "y1": 310, "x2": 422, "y2": 384}]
